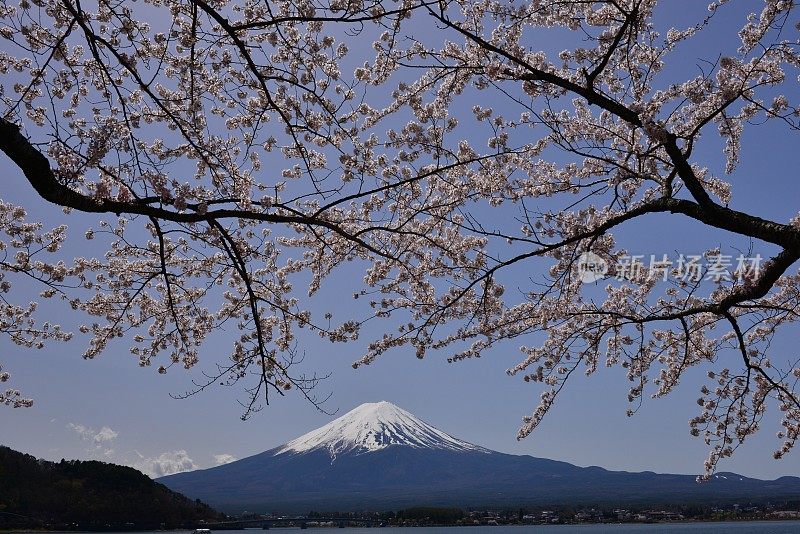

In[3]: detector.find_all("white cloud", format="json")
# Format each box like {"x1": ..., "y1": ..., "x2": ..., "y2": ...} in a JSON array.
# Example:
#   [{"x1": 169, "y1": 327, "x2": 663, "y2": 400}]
[
  {"x1": 67, "y1": 422, "x2": 119, "y2": 459},
  {"x1": 213, "y1": 453, "x2": 237, "y2": 465},
  {"x1": 93, "y1": 426, "x2": 119, "y2": 443},
  {"x1": 66, "y1": 423, "x2": 197, "y2": 478},
  {"x1": 133, "y1": 449, "x2": 197, "y2": 478},
  {"x1": 68, "y1": 423, "x2": 118, "y2": 444},
  {"x1": 67, "y1": 422, "x2": 92, "y2": 439}
]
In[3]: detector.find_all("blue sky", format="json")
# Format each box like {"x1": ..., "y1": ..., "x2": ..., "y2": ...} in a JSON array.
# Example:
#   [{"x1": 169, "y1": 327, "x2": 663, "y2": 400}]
[{"x1": 2, "y1": 1, "x2": 800, "y2": 481}]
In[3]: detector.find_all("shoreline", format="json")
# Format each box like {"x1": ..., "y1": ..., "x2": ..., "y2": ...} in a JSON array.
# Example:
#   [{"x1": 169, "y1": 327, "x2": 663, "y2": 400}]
[{"x1": 7, "y1": 518, "x2": 800, "y2": 532}]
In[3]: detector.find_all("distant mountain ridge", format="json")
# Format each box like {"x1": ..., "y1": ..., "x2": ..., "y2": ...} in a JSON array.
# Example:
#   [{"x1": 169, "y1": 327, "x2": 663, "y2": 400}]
[{"x1": 158, "y1": 401, "x2": 800, "y2": 513}]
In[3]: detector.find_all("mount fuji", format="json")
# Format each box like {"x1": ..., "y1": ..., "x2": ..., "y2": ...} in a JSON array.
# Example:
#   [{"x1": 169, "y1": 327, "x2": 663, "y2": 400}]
[
  {"x1": 274, "y1": 400, "x2": 488, "y2": 457},
  {"x1": 158, "y1": 401, "x2": 800, "y2": 513}
]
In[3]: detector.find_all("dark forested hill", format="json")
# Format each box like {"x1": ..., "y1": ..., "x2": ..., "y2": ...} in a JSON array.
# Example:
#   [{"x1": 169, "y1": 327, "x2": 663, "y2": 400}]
[{"x1": 0, "y1": 446, "x2": 223, "y2": 529}]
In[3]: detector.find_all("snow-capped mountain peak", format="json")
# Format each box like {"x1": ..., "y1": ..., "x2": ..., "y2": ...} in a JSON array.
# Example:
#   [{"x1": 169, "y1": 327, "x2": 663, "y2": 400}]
[{"x1": 275, "y1": 401, "x2": 487, "y2": 457}]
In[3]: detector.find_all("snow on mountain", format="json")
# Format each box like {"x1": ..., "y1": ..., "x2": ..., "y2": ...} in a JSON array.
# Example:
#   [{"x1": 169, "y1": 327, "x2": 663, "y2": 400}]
[{"x1": 275, "y1": 401, "x2": 488, "y2": 458}]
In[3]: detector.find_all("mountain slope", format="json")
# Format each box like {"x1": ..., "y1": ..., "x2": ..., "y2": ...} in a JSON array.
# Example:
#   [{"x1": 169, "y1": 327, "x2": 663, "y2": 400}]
[
  {"x1": 275, "y1": 400, "x2": 487, "y2": 457},
  {"x1": 158, "y1": 401, "x2": 800, "y2": 513},
  {"x1": 0, "y1": 446, "x2": 223, "y2": 529}
]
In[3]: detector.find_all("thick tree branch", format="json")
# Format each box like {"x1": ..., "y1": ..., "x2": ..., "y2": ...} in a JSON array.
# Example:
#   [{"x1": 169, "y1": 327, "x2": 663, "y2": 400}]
[{"x1": 0, "y1": 117, "x2": 389, "y2": 258}]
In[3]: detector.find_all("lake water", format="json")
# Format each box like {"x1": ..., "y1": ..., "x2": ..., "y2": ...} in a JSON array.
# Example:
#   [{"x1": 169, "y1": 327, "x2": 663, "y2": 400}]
[{"x1": 28, "y1": 526, "x2": 800, "y2": 534}]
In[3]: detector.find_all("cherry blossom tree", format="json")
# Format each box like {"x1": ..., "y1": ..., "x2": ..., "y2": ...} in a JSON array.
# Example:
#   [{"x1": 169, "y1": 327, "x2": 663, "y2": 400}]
[{"x1": 1, "y1": 0, "x2": 799, "y2": 475}]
